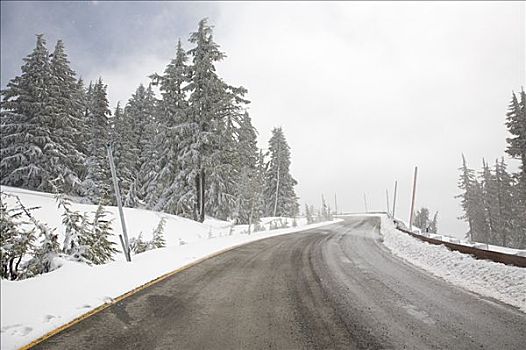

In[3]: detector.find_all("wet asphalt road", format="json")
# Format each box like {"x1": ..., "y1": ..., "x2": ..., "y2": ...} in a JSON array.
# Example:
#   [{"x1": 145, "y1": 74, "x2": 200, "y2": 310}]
[{"x1": 33, "y1": 216, "x2": 526, "y2": 349}]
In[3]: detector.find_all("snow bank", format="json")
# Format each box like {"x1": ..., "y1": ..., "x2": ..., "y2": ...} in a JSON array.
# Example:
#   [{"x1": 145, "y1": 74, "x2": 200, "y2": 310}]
[
  {"x1": 0, "y1": 186, "x2": 341, "y2": 349},
  {"x1": 381, "y1": 215, "x2": 526, "y2": 313}
]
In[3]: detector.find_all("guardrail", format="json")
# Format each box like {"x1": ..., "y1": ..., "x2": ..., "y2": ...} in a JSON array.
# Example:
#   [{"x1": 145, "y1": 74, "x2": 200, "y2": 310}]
[{"x1": 394, "y1": 222, "x2": 526, "y2": 268}]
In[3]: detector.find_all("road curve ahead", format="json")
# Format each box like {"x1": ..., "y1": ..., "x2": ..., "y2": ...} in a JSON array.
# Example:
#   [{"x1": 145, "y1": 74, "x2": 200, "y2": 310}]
[{"x1": 33, "y1": 216, "x2": 526, "y2": 350}]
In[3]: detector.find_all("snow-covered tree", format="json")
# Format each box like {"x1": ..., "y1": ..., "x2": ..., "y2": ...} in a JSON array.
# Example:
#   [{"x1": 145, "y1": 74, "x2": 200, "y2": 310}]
[
  {"x1": 1, "y1": 34, "x2": 55, "y2": 191},
  {"x1": 0, "y1": 194, "x2": 36, "y2": 280},
  {"x1": 87, "y1": 203, "x2": 118, "y2": 264},
  {"x1": 20, "y1": 200, "x2": 62, "y2": 278},
  {"x1": 83, "y1": 78, "x2": 112, "y2": 203},
  {"x1": 234, "y1": 114, "x2": 263, "y2": 225},
  {"x1": 57, "y1": 194, "x2": 91, "y2": 262},
  {"x1": 183, "y1": 18, "x2": 249, "y2": 222},
  {"x1": 505, "y1": 89, "x2": 526, "y2": 186},
  {"x1": 264, "y1": 127, "x2": 299, "y2": 217},
  {"x1": 48, "y1": 39, "x2": 86, "y2": 193},
  {"x1": 457, "y1": 154, "x2": 490, "y2": 243},
  {"x1": 129, "y1": 218, "x2": 166, "y2": 254},
  {"x1": 480, "y1": 159, "x2": 500, "y2": 243},
  {"x1": 493, "y1": 158, "x2": 517, "y2": 247},
  {"x1": 414, "y1": 207, "x2": 433, "y2": 232},
  {"x1": 305, "y1": 204, "x2": 314, "y2": 224},
  {"x1": 111, "y1": 102, "x2": 139, "y2": 206},
  {"x1": 149, "y1": 40, "x2": 189, "y2": 214},
  {"x1": 124, "y1": 84, "x2": 158, "y2": 206}
]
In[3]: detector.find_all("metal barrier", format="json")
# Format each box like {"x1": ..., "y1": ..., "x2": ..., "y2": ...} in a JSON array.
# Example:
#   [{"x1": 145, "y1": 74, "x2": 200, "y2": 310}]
[{"x1": 394, "y1": 223, "x2": 526, "y2": 268}]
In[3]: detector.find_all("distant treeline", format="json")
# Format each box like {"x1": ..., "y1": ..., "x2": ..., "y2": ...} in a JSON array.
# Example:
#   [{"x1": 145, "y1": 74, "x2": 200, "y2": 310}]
[{"x1": 457, "y1": 89, "x2": 526, "y2": 249}]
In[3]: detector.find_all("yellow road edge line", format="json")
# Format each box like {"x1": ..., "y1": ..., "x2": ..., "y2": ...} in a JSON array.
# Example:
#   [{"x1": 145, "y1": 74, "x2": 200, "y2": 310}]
[{"x1": 18, "y1": 242, "x2": 250, "y2": 350}]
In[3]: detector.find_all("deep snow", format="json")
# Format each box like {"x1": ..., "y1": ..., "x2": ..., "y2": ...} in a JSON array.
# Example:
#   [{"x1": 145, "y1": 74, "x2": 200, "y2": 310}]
[
  {"x1": 0, "y1": 186, "x2": 340, "y2": 350},
  {"x1": 380, "y1": 215, "x2": 526, "y2": 313}
]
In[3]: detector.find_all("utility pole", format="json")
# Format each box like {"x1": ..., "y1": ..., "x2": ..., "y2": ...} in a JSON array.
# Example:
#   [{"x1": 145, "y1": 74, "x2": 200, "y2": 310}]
[
  {"x1": 363, "y1": 193, "x2": 368, "y2": 213},
  {"x1": 107, "y1": 144, "x2": 131, "y2": 262},
  {"x1": 392, "y1": 180, "x2": 398, "y2": 218},
  {"x1": 334, "y1": 193, "x2": 338, "y2": 215},
  {"x1": 386, "y1": 189, "x2": 390, "y2": 216},
  {"x1": 409, "y1": 167, "x2": 418, "y2": 232}
]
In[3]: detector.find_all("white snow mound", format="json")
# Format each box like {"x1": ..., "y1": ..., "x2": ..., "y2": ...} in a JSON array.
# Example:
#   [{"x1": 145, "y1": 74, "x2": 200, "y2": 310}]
[
  {"x1": 380, "y1": 215, "x2": 526, "y2": 313},
  {"x1": 0, "y1": 186, "x2": 341, "y2": 350}
]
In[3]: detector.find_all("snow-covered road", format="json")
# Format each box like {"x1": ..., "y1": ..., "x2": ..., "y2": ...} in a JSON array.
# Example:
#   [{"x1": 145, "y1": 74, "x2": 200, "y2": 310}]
[{"x1": 30, "y1": 216, "x2": 526, "y2": 349}]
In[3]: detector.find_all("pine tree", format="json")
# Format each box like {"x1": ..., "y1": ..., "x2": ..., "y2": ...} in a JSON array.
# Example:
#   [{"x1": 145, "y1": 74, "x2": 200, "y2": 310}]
[
  {"x1": 494, "y1": 158, "x2": 517, "y2": 247},
  {"x1": 480, "y1": 159, "x2": 500, "y2": 244},
  {"x1": 429, "y1": 211, "x2": 438, "y2": 233},
  {"x1": 124, "y1": 84, "x2": 158, "y2": 206},
  {"x1": 1, "y1": 34, "x2": 55, "y2": 191},
  {"x1": 21, "y1": 199, "x2": 62, "y2": 277},
  {"x1": 0, "y1": 194, "x2": 36, "y2": 280},
  {"x1": 149, "y1": 217, "x2": 166, "y2": 249},
  {"x1": 234, "y1": 114, "x2": 262, "y2": 224},
  {"x1": 414, "y1": 207, "x2": 430, "y2": 231},
  {"x1": 456, "y1": 154, "x2": 489, "y2": 242},
  {"x1": 149, "y1": 40, "x2": 189, "y2": 214},
  {"x1": 183, "y1": 18, "x2": 249, "y2": 222},
  {"x1": 505, "y1": 89, "x2": 526, "y2": 185},
  {"x1": 305, "y1": 203, "x2": 314, "y2": 224},
  {"x1": 264, "y1": 127, "x2": 299, "y2": 217},
  {"x1": 48, "y1": 40, "x2": 86, "y2": 193},
  {"x1": 112, "y1": 102, "x2": 139, "y2": 206},
  {"x1": 83, "y1": 78, "x2": 112, "y2": 203},
  {"x1": 57, "y1": 194, "x2": 91, "y2": 262},
  {"x1": 87, "y1": 204, "x2": 118, "y2": 264}
]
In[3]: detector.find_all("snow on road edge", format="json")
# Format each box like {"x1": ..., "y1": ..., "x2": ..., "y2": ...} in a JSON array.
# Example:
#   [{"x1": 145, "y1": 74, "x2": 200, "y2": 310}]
[
  {"x1": 380, "y1": 215, "x2": 526, "y2": 313},
  {"x1": 1, "y1": 218, "x2": 341, "y2": 350}
]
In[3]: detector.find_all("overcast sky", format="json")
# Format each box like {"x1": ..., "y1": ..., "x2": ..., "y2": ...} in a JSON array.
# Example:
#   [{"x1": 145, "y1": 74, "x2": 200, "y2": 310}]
[{"x1": 1, "y1": 1, "x2": 524, "y2": 237}]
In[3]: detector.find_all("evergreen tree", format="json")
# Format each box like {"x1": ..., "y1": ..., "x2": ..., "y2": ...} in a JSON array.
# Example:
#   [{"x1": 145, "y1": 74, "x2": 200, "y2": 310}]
[
  {"x1": 429, "y1": 211, "x2": 438, "y2": 233},
  {"x1": 57, "y1": 194, "x2": 91, "y2": 262},
  {"x1": 48, "y1": 40, "x2": 86, "y2": 193},
  {"x1": 264, "y1": 127, "x2": 299, "y2": 217},
  {"x1": 149, "y1": 217, "x2": 166, "y2": 249},
  {"x1": 456, "y1": 154, "x2": 489, "y2": 242},
  {"x1": 83, "y1": 78, "x2": 112, "y2": 203},
  {"x1": 0, "y1": 194, "x2": 36, "y2": 280},
  {"x1": 494, "y1": 158, "x2": 516, "y2": 247},
  {"x1": 87, "y1": 204, "x2": 118, "y2": 264},
  {"x1": 112, "y1": 102, "x2": 138, "y2": 206},
  {"x1": 125, "y1": 84, "x2": 158, "y2": 205},
  {"x1": 183, "y1": 18, "x2": 249, "y2": 222},
  {"x1": 234, "y1": 114, "x2": 262, "y2": 224},
  {"x1": 149, "y1": 40, "x2": 189, "y2": 214},
  {"x1": 480, "y1": 159, "x2": 500, "y2": 243},
  {"x1": 1, "y1": 34, "x2": 55, "y2": 191},
  {"x1": 414, "y1": 207, "x2": 430, "y2": 231},
  {"x1": 505, "y1": 89, "x2": 526, "y2": 185},
  {"x1": 305, "y1": 203, "x2": 314, "y2": 224}
]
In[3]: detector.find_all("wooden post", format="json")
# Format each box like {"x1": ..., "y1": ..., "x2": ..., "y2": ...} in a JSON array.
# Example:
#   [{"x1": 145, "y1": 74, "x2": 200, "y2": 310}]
[
  {"x1": 392, "y1": 180, "x2": 398, "y2": 218},
  {"x1": 107, "y1": 144, "x2": 131, "y2": 262},
  {"x1": 409, "y1": 167, "x2": 418, "y2": 231},
  {"x1": 386, "y1": 189, "x2": 390, "y2": 216}
]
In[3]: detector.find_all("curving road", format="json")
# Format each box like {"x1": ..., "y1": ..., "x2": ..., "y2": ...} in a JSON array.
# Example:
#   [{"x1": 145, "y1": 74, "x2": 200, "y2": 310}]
[{"x1": 33, "y1": 216, "x2": 526, "y2": 349}]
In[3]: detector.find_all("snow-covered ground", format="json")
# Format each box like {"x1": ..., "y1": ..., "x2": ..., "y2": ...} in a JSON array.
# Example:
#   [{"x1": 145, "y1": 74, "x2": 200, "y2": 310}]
[
  {"x1": 0, "y1": 186, "x2": 341, "y2": 350},
  {"x1": 381, "y1": 215, "x2": 526, "y2": 313}
]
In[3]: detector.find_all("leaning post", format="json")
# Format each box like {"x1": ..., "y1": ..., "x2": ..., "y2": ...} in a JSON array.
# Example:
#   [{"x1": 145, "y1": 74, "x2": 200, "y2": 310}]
[{"x1": 107, "y1": 143, "x2": 132, "y2": 262}]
